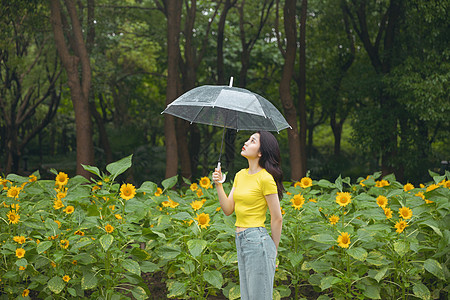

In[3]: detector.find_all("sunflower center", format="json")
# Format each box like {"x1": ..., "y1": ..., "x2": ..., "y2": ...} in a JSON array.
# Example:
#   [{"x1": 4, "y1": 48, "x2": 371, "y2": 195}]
[{"x1": 198, "y1": 216, "x2": 207, "y2": 224}]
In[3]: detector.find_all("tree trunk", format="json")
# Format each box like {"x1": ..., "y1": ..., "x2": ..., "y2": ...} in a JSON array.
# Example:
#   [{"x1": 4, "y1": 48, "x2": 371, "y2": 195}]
[
  {"x1": 297, "y1": 0, "x2": 308, "y2": 177},
  {"x1": 279, "y1": 0, "x2": 302, "y2": 181},
  {"x1": 50, "y1": 0, "x2": 94, "y2": 178},
  {"x1": 164, "y1": 0, "x2": 182, "y2": 178},
  {"x1": 90, "y1": 99, "x2": 113, "y2": 164}
]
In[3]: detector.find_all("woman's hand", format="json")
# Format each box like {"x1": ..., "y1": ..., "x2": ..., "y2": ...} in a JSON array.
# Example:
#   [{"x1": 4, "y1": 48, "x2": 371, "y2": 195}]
[{"x1": 212, "y1": 167, "x2": 223, "y2": 184}]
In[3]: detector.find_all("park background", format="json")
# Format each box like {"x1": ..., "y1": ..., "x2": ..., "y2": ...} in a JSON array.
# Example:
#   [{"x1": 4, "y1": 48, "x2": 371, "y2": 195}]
[{"x1": 0, "y1": 1, "x2": 449, "y2": 299}]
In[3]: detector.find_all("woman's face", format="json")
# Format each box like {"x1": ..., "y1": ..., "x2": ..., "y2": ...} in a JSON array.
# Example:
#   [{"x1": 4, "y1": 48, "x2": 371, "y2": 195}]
[{"x1": 241, "y1": 133, "x2": 261, "y2": 159}]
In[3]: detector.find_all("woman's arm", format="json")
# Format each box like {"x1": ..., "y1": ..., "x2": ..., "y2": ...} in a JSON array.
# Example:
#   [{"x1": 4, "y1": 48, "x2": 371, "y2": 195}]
[
  {"x1": 212, "y1": 167, "x2": 235, "y2": 216},
  {"x1": 266, "y1": 193, "x2": 283, "y2": 250}
]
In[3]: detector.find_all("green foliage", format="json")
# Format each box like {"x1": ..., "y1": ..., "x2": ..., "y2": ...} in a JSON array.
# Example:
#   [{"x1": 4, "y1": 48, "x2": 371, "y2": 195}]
[{"x1": 1, "y1": 157, "x2": 448, "y2": 299}]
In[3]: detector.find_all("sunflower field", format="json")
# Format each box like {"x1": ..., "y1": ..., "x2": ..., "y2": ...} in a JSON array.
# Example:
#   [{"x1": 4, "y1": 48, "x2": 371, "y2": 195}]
[{"x1": 0, "y1": 155, "x2": 449, "y2": 299}]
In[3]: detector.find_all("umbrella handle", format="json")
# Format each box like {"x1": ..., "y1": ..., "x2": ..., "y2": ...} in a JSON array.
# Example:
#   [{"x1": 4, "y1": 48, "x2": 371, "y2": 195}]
[{"x1": 216, "y1": 162, "x2": 226, "y2": 183}]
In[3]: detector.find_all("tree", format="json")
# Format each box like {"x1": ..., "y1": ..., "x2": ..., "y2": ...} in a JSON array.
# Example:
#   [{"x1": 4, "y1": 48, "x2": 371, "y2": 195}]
[
  {"x1": 0, "y1": 1, "x2": 61, "y2": 174},
  {"x1": 276, "y1": 0, "x2": 302, "y2": 181},
  {"x1": 50, "y1": 0, "x2": 95, "y2": 178}
]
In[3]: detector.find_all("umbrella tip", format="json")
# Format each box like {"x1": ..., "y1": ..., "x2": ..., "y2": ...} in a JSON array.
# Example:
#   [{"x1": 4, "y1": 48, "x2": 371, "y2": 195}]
[{"x1": 229, "y1": 77, "x2": 233, "y2": 87}]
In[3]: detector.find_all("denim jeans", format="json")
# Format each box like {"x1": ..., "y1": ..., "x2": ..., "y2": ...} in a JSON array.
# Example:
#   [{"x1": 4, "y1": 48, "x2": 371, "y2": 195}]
[{"x1": 235, "y1": 227, "x2": 277, "y2": 300}]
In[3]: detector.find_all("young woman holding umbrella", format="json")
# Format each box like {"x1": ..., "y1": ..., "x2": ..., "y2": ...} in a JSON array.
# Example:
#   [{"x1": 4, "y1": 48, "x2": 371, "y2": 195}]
[{"x1": 212, "y1": 131, "x2": 284, "y2": 300}]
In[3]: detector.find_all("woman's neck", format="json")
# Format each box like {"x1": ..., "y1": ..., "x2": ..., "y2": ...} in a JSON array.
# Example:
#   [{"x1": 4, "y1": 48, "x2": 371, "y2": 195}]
[{"x1": 247, "y1": 158, "x2": 262, "y2": 174}]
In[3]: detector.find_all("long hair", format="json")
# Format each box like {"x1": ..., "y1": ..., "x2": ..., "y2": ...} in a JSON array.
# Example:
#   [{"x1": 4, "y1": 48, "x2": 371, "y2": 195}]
[{"x1": 257, "y1": 131, "x2": 285, "y2": 200}]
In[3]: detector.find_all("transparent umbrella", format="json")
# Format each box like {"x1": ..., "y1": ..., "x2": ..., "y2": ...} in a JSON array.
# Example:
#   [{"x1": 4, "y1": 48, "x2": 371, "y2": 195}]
[{"x1": 162, "y1": 78, "x2": 291, "y2": 179}]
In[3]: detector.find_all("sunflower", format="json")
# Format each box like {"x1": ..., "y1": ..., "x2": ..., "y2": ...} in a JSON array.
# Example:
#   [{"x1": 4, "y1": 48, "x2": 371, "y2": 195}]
[
  {"x1": 55, "y1": 172, "x2": 69, "y2": 187},
  {"x1": 194, "y1": 213, "x2": 211, "y2": 229},
  {"x1": 13, "y1": 236, "x2": 26, "y2": 244},
  {"x1": 56, "y1": 191, "x2": 67, "y2": 200},
  {"x1": 299, "y1": 177, "x2": 313, "y2": 188},
  {"x1": 74, "y1": 230, "x2": 85, "y2": 236},
  {"x1": 64, "y1": 205, "x2": 75, "y2": 214},
  {"x1": 190, "y1": 183, "x2": 198, "y2": 191},
  {"x1": 383, "y1": 207, "x2": 393, "y2": 219},
  {"x1": 190, "y1": 200, "x2": 203, "y2": 211},
  {"x1": 426, "y1": 184, "x2": 439, "y2": 192},
  {"x1": 72, "y1": 260, "x2": 78, "y2": 265},
  {"x1": 199, "y1": 177, "x2": 211, "y2": 189},
  {"x1": 22, "y1": 289, "x2": 30, "y2": 297},
  {"x1": 154, "y1": 187, "x2": 163, "y2": 197},
  {"x1": 293, "y1": 181, "x2": 301, "y2": 188},
  {"x1": 115, "y1": 214, "x2": 122, "y2": 220},
  {"x1": 196, "y1": 189, "x2": 204, "y2": 197},
  {"x1": 337, "y1": 232, "x2": 351, "y2": 248},
  {"x1": 403, "y1": 183, "x2": 414, "y2": 192},
  {"x1": 120, "y1": 183, "x2": 136, "y2": 200},
  {"x1": 375, "y1": 180, "x2": 389, "y2": 187},
  {"x1": 309, "y1": 198, "x2": 317, "y2": 203},
  {"x1": 398, "y1": 207, "x2": 412, "y2": 219},
  {"x1": 60, "y1": 239, "x2": 69, "y2": 249},
  {"x1": 54, "y1": 220, "x2": 61, "y2": 228},
  {"x1": 394, "y1": 220, "x2": 408, "y2": 233},
  {"x1": 63, "y1": 275, "x2": 71, "y2": 282},
  {"x1": 16, "y1": 248, "x2": 26, "y2": 258},
  {"x1": 10, "y1": 203, "x2": 20, "y2": 211},
  {"x1": 424, "y1": 199, "x2": 434, "y2": 204},
  {"x1": 291, "y1": 194, "x2": 305, "y2": 210},
  {"x1": 336, "y1": 192, "x2": 351, "y2": 207},
  {"x1": 19, "y1": 266, "x2": 26, "y2": 270},
  {"x1": 376, "y1": 195, "x2": 388, "y2": 208},
  {"x1": 7, "y1": 210, "x2": 20, "y2": 224},
  {"x1": 415, "y1": 191, "x2": 425, "y2": 200},
  {"x1": 161, "y1": 200, "x2": 170, "y2": 207},
  {"x1": 444, "y1": 180, "x2": 450, "y2": 188},
  {"x1": 7, "y1": 186, "x2": 21, "y2": 198},
  {"x1": 329, "y1": 215, "x2": 339, "y2": 225},
  {"x1": 105, "y1": 224, "x2": 114, "y2": 233},
  {"x1": 169, "y1": 199, "x2": 179, "y2": 208},
  {"x1": 53, "y1": 199, "x2": 64, "y2": 210}
]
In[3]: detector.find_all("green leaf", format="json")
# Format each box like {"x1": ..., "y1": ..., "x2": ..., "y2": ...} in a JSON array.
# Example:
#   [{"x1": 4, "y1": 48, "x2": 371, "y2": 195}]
[
  {"x1": 424, "y1": 258, "x2": 445, "y2": 280},
  {"x1": 420, "y1": 219, "x2": 443, "y2": 237},
  {"x1": 48, "y1": 276, "x2": 65, "y2": 294},
  {"x1": 335, "y1": 175, "x2": 343, "y2": 192},
  {"x1": 347, "y1": 247, "x2": 368, "y2": 261},
  {"x1": 310, "y1": 234, "x2": 335, "y2": 244},
  {"x1": 81, "y1": 271, "x2": 98, "y2": 290},
  {"x1": 37, "y1": 241, "x2": 52, "y2": 254},
  {"x1": 106, "y1": 154, "x2": 132, "y2": 180},
  {"x1": 123, "y1": 259, "x2": 141, "y2": 276},
  {"x1": 309, "y1": 261, "x2": 332, "y2": 273},
  {"x1": 68, "y1": 287, "x2": 77, "y2": 297},
  {"x1": 181, "y1": 261, "x2": 195, "y2": 275},
  {"x1": 374, "y1": 267, "x2": 388, "y2": 282},
  {"x1": 131, "y1": 286, "x2": 147, "y2": 300},
  {"x1": 363, "y1": 284, "x2": 381, "y2": 299},
  {"x1": 71, "y1": 237, "x2": 93, "y2": 251},
  {"x1": 320, "y1": 276, "x2": 341, "y2": 290},
  {"x1": 130, "y1": 248, "x2": 151, "y2": 261},
  {"x1": 167, "y1": 281, "x2": 186, "y2": 298},
  {"x1": 187, "y1": 239, "x2": 208, "y2": 257},
  {"x1": 15, "y1": 258, "x2": 28, "y2": 267},
  {"x1": 138, "y1": 181, "x2": 157, "y2": 194},
  {"x1": 99, "y1": 234, "x2": 114, "y2": 251},
  {"x1": 162, "y1": 175, "x2": 178, "y2": 190},
  {"x1": 287, "y1": 252, "x2": 303, "y2": 268},
  {"x1": 44, "y1": 218, "x2": 59, "y2": 235},
  {"x1": 203, "y1": 270, "x2": 223, "y2": 289},
  {"x1": 317, "y1": 179, "x2": 335, "y2": 189},
  {"x1": 229, "y1": 285, "x2": 241, "y2": 300},
  {"x1": 413, "y1": 283, "x2": 431, "y2": 300},
  {"x1": 393, "y1": 241, "x2": 409, "y2": 257},
  {"x1": 81, "y1": 164, "x2": 101, "y2": 177},
  {"x1": 140, "y1": 261, "x2": 159, "y2": 273},
  {"x1": 171, "y1": 212, "x2": 192, "y2": 221}
]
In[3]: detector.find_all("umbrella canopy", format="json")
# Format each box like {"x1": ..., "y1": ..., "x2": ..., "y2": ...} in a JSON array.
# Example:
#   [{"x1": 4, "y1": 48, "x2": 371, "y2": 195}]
[{"x1": 162, "y1": 84, "x2": 291, "y2": 133}]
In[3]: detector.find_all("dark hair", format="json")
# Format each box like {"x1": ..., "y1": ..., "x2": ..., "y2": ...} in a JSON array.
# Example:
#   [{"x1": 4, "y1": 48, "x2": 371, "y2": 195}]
[{"x1": 257, "y1": 131, "x2": 285, "y2": 200}]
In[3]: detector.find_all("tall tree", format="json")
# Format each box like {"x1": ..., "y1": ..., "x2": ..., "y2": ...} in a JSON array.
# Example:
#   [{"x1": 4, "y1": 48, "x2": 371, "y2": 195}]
[
  {"x1": 276, "y1": 0, "x2": 302, "y2": 181},
  {"x1": 155, "y1": 0, "x2": 182, "y2": 178},
  {"x1": 343, "y1": 0, "x2": 402, "y2": 176},
  {"x1": 0, "y1": 1, "x2": 61, "y2": 173},
  {"x1": 296, "y1": 0, "x2": 307, "y2": 177},
  {"x1": 50, "y1": 0, "x2": 95, "y2": 177}
]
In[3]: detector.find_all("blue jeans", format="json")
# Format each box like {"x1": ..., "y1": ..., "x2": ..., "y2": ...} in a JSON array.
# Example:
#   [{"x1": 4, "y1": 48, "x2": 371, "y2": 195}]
[{"x1": 235, "y1": 227, "x2": 277, "y2": 300}]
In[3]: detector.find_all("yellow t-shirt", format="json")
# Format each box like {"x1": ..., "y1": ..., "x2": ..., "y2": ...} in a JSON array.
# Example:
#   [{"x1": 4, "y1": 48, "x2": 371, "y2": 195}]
[{"x1": 232, "y1": 168, "x2": 278, "y2": 228}]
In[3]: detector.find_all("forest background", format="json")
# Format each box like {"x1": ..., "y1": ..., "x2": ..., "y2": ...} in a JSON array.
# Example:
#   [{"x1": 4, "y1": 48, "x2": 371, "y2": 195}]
[{"x1": 1, "y1": 0, "x2": 449, "y2": 186}]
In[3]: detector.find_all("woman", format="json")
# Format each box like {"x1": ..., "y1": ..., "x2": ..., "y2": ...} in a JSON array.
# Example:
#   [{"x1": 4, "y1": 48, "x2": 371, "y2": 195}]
[{"x1": 212, "y1": 131, "x2": 284, "y2": 300}]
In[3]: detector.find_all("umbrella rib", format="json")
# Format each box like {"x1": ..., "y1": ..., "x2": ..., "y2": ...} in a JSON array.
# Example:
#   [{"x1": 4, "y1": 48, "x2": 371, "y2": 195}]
[{"x1": 189, "y1": 106, "x2": 205, "y2": 125}]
